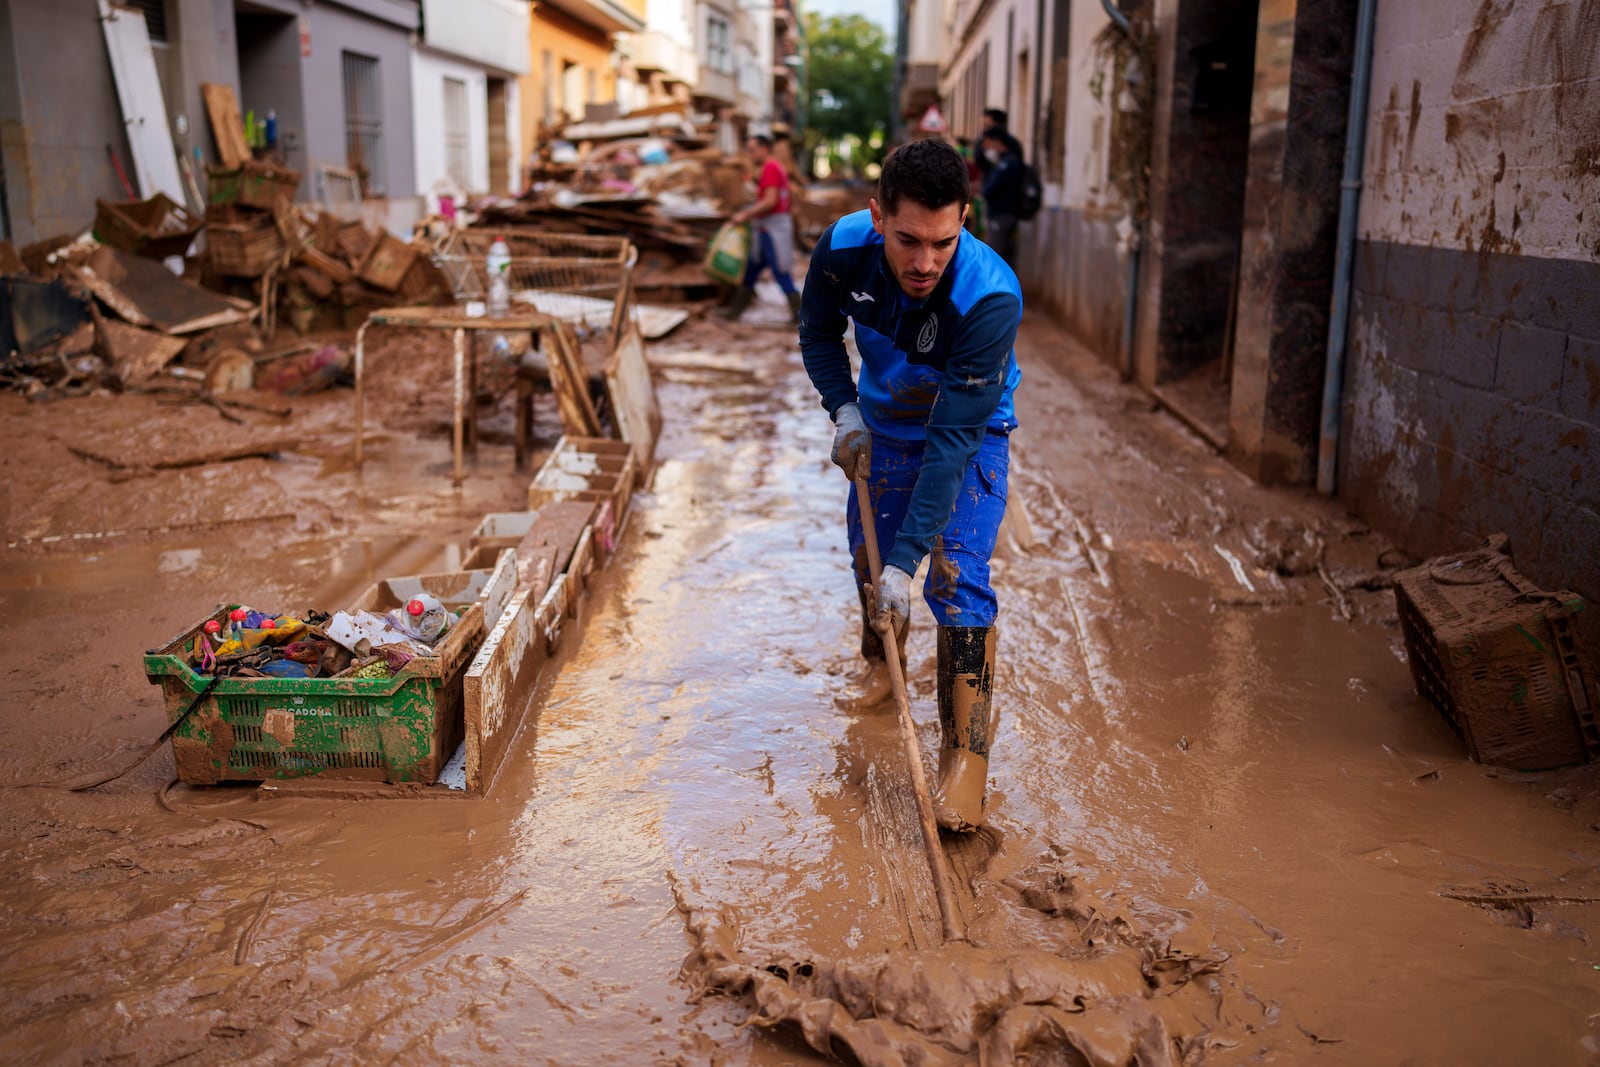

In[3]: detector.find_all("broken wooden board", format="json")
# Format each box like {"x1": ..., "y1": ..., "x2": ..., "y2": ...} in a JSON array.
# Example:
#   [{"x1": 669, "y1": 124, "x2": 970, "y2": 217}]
[
  {"x1": 513, "y1": 530, "x2": 557, "y2": 602},
  {"x1": 80, "y1": 245, "x2": 253, "y2": 334},
  {"x1": 545, "y1": 320, "x2": 602, "y2": 437},
  {"x1": 94, "y1": 316, "x2": 187, "y2": 385},
  {"x1": 463, "y1": 572, "x2": 571, "y2": 794},
  {"x1": 604, "y1": 319, "x2": 661, "y2": 477},
  {"x1": 201, "y1": 83, "x2": 250, "y2": 169},
  {"x1": 526, "y1": 498, "x2": 600, "y2": 577}
]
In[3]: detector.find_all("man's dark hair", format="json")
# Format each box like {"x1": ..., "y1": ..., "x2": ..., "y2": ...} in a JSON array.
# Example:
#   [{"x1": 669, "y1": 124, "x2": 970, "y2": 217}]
[
  {"x1": 877, "y1": 140, "x2": 970, "y2": 214},
  {"x1": 983, "y1": 108, "x2": 1008, "y2": 128},
  {"x1": 981, "y1": 126, "x2": 1010, "y2": 148},
  {"x1": 749, "y1": 133, "x2": 773, "y2": 148}
]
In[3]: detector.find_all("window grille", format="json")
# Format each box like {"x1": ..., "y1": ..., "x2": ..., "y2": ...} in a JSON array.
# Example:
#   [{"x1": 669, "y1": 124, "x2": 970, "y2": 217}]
[
  {"x1": 443, "y1": 77, "x2": 470, "y2": 188},
  {"x1": 342, "y1": 51, "x2": 384, "y2": 197},
  {"x1": 126, "y1": 0, "x2": 168, "y2": 43}
]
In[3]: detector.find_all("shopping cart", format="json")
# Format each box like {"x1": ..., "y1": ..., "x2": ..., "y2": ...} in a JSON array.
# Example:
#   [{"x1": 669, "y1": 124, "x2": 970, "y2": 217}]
[{"x1": 432, "y1": 230, "x2": 637, "y2": 347}]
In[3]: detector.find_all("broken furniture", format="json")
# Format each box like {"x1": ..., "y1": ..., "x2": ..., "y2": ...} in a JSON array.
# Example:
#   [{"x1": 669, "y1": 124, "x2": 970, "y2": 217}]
[{"x1": 352, "y1": 306, "x2": 559, "y2": 485}]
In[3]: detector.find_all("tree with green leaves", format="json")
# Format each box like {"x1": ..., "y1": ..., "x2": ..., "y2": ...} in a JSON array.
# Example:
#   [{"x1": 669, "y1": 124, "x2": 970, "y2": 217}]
[{"x1": 802, "y1": 12, "x2": 893, "y2": 176}]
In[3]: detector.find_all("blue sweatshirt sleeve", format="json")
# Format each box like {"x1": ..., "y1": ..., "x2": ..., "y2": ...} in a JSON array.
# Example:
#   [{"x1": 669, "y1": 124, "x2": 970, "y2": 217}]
[
  {"x1": 797, "y1": 223, "x2": 858, "y2": 418},
  {"x1": 885, "y1": 291, "x2": 1020, "y2": 575}
]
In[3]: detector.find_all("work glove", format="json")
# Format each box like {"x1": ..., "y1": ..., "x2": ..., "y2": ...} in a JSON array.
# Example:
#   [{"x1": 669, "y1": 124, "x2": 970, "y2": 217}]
[
  {"x1": 872, "y1": 564, "x2": 913, "y2": 629},
  {"x1": 830, "y1": 402, "x2": 870, "y2": 480}
]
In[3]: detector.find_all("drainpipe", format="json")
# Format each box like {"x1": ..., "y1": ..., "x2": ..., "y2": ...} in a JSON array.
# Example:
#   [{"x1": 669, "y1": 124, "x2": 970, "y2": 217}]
[
  {"x1": 1101, "y1": 0, "x2": 1139, "y2": 381},
  {"x1": 1317, "y1": 0, "x2": 1379, "y2": 495}
]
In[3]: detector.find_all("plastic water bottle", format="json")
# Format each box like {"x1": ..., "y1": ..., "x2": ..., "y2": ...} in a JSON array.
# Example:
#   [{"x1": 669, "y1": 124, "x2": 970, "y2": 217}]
[
  {"x1": 265, "y1": 109, "x2": 278, "y2": 149},
  {"x1": 392, "y1": 594, "x2": 453, "y2": 644},
  {"x1": 486, "y1": 236, "x2": 511, "y2": 319}
]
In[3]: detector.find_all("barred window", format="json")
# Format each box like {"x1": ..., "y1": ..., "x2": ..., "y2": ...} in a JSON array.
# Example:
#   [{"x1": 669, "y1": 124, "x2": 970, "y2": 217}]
[{"x1": 342, "y1": 51, "x2": 383, "y2": 197}]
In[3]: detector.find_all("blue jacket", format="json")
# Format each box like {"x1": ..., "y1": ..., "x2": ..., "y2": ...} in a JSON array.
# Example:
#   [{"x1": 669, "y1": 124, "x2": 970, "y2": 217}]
[{"x1": 799, "y1": 208, "x2": 1022, "y2": 575}]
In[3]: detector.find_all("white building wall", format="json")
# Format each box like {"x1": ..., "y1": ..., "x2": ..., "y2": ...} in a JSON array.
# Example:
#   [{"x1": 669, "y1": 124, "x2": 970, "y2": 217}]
[
  {"x1": 907, "y1": 0, "x2": 943, "y2": 65},
  {"x1": 651, "y1": 0, "x2": 696, "y2": 44},
  {"x1": 419, "y1": 0, "x2": 530, "y2": 76},
  {"x1": 411, "y1": 48, "x2": 490, "y2": 196},
  {"x1": 937, "y1": 0, "x2": 1038, "y2": 146},
  {"x1": 1059, "y1": 0, "x2": 1117, "y2": 211}
]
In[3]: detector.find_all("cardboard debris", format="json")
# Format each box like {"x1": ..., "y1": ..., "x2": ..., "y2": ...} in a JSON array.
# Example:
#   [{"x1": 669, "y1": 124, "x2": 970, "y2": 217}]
[
  {"x1": 356, "y1": 232, "x2": 417, "y2": 292},
  {"x1": 94, "y1": 316, "x2": 188, "y2": 385},
  {"x1": 80, "y1": 245, "x2": 253, "y2": 334}
]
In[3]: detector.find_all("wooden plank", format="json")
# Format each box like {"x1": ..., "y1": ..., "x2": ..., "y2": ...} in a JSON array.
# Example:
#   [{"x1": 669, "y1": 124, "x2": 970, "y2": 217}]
[
  {"x1": 201, "y1": 83, "x2": 251, "y2": 169},
  {"x1": 524, "y1": 498, "x2": 600, "y2": 577},
  {"x1": 462, "y1": 572, "x2": 570, "y2": 794},
  {"x1": 545, "y1": 321, "x2": 602, "y2": 437},
  {"x1": 565, "y1": 526, "x2": 594, "y2": 614},
  {"x1": 463, "y1": 586, "x2": 537, "y2": 795},
  {"x1": 604, "y1": 320, "x2": 661, "y2": 477}
]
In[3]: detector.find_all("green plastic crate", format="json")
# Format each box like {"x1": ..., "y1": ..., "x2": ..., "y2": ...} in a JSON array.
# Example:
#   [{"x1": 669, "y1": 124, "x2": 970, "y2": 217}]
[{"x1": 144, "y1": 602, "x2": 483, "y2": 786}]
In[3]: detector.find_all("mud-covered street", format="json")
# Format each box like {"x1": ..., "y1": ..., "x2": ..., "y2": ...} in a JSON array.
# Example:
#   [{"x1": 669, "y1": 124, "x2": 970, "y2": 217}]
[{"x1": 3, "y1": 300, "x2": 1599, "y2": 1065}]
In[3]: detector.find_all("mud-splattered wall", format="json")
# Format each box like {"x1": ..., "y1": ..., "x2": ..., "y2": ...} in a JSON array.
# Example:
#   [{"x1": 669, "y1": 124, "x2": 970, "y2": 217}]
[{"x1": 1341, "y1": 0, "x2": 1600, "y2": 600}]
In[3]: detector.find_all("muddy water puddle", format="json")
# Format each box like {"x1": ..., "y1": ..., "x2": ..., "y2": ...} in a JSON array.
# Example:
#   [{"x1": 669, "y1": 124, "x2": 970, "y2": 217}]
[{"x1": 1, "y1": 322, "x2": 1598, "y2": 1064}]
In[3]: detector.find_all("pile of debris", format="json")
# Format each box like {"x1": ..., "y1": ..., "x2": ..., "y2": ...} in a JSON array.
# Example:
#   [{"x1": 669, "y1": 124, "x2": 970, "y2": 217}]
[
  {"x1": 1, "y1": 177, "x2": 452, "y2": 401},
  {"x1": 482, "y1": 108, "x2": 864, "y2": 301}
]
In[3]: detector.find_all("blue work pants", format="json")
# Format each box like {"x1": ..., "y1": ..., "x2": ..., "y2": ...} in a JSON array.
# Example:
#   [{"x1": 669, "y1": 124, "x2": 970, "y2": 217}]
[{"x1": 846, "y1": 430, "x2": 1010, "y2": 628}]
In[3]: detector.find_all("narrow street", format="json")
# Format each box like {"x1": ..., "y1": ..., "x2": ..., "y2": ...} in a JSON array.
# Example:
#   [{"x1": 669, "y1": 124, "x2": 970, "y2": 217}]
[{"x1": 2, "y1": 300, "x2": 1597, "y2": 1065}]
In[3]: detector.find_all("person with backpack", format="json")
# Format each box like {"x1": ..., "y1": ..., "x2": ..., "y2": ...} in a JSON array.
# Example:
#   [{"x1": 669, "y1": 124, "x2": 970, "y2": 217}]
[{"x1": 979, "y1": 126, "x2": 1023, "y2": 268}]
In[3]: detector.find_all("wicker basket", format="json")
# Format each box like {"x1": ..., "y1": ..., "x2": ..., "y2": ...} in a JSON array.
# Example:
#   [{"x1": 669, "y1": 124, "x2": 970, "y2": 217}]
[
  {"x1": 206, "y1": 161, "x2": 301, "y2": 210},
  {"x1": 207, "y1": 212, "x2": 285, "y2": 278},
  {"x1": 93, "y1": 194, "x2": 201, "y2": 259},
  {"x1": 1395, "y1": 535, "x2": 1597, "y2": 769}
]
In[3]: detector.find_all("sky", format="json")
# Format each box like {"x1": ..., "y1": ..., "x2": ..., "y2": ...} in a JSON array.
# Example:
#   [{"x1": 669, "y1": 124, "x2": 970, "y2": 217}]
[{"x1": 800, "y1": 0, "x2": 896, "y2": 37}]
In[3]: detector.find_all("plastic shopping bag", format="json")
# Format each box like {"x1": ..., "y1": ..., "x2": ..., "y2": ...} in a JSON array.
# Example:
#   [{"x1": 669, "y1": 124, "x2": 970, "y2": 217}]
[{"x1": 702, "y1": 222, "x2": 752, "y2": 286}]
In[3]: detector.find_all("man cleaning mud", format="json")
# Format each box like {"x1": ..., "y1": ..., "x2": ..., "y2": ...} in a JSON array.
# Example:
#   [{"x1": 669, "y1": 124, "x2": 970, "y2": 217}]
[{"x1": 798, "y1": 140, "x2": 1022, "y2": 832}]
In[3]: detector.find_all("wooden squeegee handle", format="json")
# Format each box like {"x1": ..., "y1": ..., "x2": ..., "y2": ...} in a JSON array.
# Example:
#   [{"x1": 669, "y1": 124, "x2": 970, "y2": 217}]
[{"x1": 854, "y1": 472, "x2": 967, "y2": 944}]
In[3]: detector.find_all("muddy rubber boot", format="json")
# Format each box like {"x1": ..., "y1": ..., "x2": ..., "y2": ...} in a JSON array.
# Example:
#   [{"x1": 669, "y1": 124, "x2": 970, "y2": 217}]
[
  {"x1": 836, "y1": 585, "x2": 908, "y2": 713},
  {"x1": 717, "y1": 286, "x2": 755, "y2": 321},
  {"x1": 785, "y1": 290, "x2": 803, "y2": 323},
  {"x1": 934, "y1": 626, "x2": 997, "y2": 832}
]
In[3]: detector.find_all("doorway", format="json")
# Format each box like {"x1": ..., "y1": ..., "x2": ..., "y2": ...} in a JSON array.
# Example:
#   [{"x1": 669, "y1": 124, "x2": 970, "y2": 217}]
[
  {"x1": 1148, "y1": 0, "x2": 1258, "y2": 449},
  {"x1": 234, "y1": 5, "x2": 304, "y2": 173}
]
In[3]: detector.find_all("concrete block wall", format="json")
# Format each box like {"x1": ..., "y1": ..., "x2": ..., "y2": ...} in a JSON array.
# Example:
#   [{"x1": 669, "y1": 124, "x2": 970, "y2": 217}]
[
  {"x1": 0, "y1": 0, "x2": 134, "y2": 243},
  {"x1": 1340, "y1": 0, "x2": 1599, "y2": 600}
]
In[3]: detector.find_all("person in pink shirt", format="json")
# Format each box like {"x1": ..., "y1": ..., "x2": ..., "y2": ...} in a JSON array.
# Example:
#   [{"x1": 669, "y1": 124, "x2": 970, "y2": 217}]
[{"x1": 720, "y1": 133, "x2": 801, "y2": 322}]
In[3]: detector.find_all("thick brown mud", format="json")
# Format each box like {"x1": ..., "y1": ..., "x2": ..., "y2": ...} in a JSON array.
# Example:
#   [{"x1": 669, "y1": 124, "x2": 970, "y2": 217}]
[{"x1": 2, "y1": 303, "x2": 1598, "y2": 1064}]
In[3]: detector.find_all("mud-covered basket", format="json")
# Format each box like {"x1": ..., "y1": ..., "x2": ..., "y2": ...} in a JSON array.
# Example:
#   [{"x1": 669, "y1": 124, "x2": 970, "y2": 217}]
[
  {"x1": 144, "y1": 595, "x2": 489, "y2": 787},
  {"x1": 1394, "y1": 535, "x2": 1598, "y2": 769}
]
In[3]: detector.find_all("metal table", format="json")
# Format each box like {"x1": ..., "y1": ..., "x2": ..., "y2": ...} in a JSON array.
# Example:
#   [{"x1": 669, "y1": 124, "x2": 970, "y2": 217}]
[{"x1": 353, "y1": 307, "x2": 552, "y2": 486}]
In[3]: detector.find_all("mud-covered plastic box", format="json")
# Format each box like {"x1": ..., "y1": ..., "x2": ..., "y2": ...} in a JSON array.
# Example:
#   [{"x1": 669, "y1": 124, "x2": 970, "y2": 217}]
[
  {"x1": 142, "y1": 554, "x2": 513, "y2": 787},
  {"x1": 1395, "y1": 535, "x2": 1598, "y2": 769}
]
